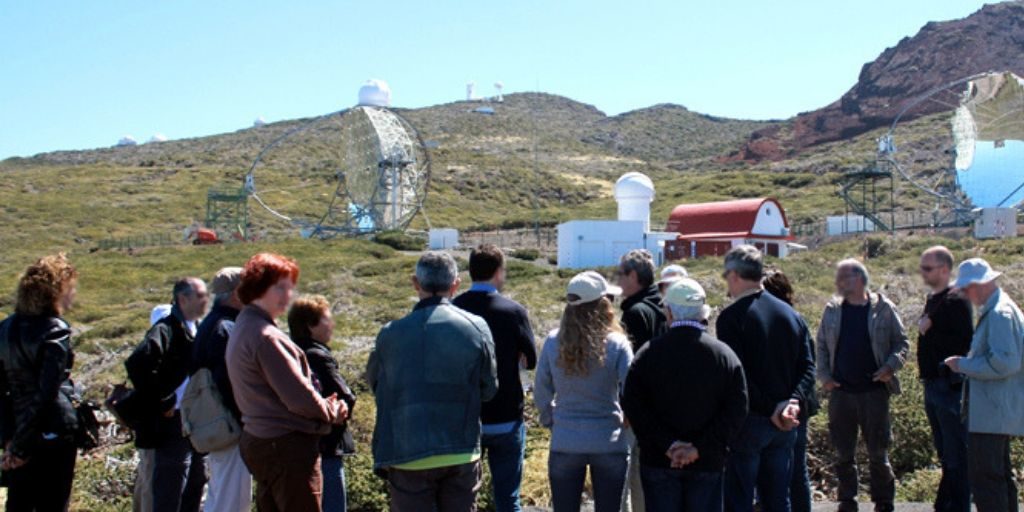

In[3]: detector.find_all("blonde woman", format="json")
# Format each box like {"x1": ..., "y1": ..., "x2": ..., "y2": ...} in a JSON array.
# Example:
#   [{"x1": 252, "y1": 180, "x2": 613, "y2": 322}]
[{"x1": 534, "y1": 271, "x2": 634, "y2": 512}]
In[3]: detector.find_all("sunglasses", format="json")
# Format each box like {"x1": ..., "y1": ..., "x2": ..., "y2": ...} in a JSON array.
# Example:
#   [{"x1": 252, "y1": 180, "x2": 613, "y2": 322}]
[{"x1": 919, "y1": 265, "x2": 936, "y2": 273}]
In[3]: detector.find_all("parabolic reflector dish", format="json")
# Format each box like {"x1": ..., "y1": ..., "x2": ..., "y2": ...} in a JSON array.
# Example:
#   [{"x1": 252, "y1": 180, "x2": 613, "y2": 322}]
[{"x1": 952, "y1": 72, "x2": 1024, "y2": 207}]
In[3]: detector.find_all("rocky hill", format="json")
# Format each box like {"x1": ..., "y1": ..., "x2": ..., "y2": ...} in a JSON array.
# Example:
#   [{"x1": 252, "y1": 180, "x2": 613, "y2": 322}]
[{"x1": 733, "y1": 0, "x2": 1024, "y2": 161}]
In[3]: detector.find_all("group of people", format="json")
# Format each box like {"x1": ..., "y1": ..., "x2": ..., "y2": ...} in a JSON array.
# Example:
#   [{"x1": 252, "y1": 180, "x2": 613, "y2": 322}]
[{"x1": 0, "y1": 241, "x2": 1021, "y2": 512}]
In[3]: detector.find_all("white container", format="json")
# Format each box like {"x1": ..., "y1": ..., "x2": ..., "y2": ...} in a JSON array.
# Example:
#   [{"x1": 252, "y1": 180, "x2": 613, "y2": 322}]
[{"x1": 428, "y1": 228, "x2": 460, "y2": 250}]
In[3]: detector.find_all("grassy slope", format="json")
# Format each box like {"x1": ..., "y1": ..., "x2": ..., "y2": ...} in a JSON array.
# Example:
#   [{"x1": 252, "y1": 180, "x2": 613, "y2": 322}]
[{"x1": 0, "y1": 93, "x2": 1006, "y2": 509}]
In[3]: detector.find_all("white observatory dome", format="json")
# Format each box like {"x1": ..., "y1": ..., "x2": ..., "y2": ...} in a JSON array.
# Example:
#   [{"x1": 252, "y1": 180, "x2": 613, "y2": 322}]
[
  {"x1": 358, "y1": 79, "x2": 392, "y2": 107},
  {"x1": 116, "y1": 135, "x2": 138, "y2": 147},
  {"x1": 147, "y1": 133, "x2": 168, "y2": 143},
  {"x1": 614, "y1": 172, "x2": 655, "y2": 230},
  {"x1": 253, "y1": 116, "x2": 266, "y2": 127}
]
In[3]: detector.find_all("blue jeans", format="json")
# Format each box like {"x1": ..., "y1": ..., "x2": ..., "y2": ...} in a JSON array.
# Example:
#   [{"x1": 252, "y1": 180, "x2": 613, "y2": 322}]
[
  {"x1": 548, "y1": 451, "x2": 629, "y2": 512},
  {"x1": 482, "y1": 420, "x2": 526, "y2": 512},
  {"x1": 788, "y1": 422, "x2": 811, "y2": 512},
  {"x1": 924, "y1": 379, "x2": 970, "y2": 512},
  {"x1": 640, "y1": 466, "x2": 723, "y2": 512},
  {"x1": 321, "y1": 456, "x2": 347, "y2": 512},
  {"x1": 725, "y1": 415, "x2": 796, "y2": 512}
]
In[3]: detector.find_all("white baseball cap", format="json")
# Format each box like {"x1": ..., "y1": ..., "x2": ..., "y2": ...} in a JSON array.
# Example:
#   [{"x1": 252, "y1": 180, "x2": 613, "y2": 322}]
[
  {"x1": 567, "y1": 271, "x2": 623, "y2": 306},
  {"x1": 657, "y1": 264, "x2": 689, "y2": 287}
]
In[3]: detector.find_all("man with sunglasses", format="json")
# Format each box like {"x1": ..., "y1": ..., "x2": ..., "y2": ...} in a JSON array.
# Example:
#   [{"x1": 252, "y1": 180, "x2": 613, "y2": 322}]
[{"x1": 917, "y1": 246, "x2": 973, "y2": 512}]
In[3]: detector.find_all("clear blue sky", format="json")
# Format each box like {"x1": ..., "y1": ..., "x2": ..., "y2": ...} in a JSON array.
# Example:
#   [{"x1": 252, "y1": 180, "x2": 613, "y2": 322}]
[{"x1": 0, "y1": 0, "x2": 991, "y2": 159}]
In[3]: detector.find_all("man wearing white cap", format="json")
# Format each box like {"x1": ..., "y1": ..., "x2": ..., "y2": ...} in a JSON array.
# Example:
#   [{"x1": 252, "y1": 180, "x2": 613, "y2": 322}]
[
  {"x1": 192, "y1": 267, "x2": 251, "y2": 512},
  {"x1": 622, "y1": 278, "x2": 748, "y2": 512},
  {"x1": 656, "y1": 264, "x2": 689, "y2": 296},
  {"x1": 944, "y1": 258, "x2": 1024, "y2": 512}
]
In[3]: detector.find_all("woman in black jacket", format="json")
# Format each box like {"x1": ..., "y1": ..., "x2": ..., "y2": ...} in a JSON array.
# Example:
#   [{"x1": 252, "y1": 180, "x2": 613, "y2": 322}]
[
  {"x1": 0, "y1": 253, "x2": 80, "y2": 511},
  {"x1": 288, "y1": 295, "x2": 357, "y2": 512}
]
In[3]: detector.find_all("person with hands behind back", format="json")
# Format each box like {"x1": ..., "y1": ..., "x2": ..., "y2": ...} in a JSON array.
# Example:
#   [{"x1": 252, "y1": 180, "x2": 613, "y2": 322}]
[{"x1": 622, "y1": 277, "x2": 748, "y2": 512}]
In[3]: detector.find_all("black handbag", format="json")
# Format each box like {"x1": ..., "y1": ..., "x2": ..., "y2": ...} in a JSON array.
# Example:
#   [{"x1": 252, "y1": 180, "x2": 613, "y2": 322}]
[
  {"x1": 73, "y1": 398, "x2": 102, "y2": 451},
  {"x1": 105, "y1": 382, "x2": 144, "y2": 430}
]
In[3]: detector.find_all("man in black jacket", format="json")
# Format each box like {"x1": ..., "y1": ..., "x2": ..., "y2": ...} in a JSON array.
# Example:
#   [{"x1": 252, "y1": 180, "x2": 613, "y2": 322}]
[
  {"x1": 191, "y1": 267, "x2": 251, "y2": 512},
  {"x1": 618, "y1": 249, "x2": 667, "y2": 353},
  {"x1": 917, "y1": 246, "x2": 973, "y2": 512},
  {"x1": 453, "y1": 245, "x2": 537, "y2": 512},
  {"x1": 127, "y1": 277, "x2": 208, "y2": 512},
  {"x1": 715, "y1": 245, "x2": 814, "y2": 512},
  {"x1": 616, "y1": 249, "x2": 666, "y2": 512},
  {"x1": 623, "y1": 278, "x2": 748, "y2": 512}
]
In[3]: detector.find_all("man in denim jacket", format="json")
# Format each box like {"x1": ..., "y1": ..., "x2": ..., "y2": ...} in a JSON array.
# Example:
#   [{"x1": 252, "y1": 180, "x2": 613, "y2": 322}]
[
  {"x1": 945, "y1": 258, "x2": 1024, "y2": 512},
  {"x1": 367, "y1": 252, "x2": 498, "y2": 512}
]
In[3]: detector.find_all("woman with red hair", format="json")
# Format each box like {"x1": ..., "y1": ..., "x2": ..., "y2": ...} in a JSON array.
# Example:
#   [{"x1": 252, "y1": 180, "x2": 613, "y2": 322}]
[
  {"x1": 226, "y1": 253, "x2": 348, "y2": 511},
  {"x1": 0, "y1": 253, "x2": 80, "y2": 511}
]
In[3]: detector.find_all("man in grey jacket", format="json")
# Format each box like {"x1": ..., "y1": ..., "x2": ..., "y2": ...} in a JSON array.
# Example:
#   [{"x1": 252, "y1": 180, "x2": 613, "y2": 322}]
[
  {"x1": 816, "y1": 259, "x2": 909, "y2": 512},
  {"x1": 944, "y1": 258, "x2": 1024, "y2": 512},
  {"x1": 367, "y1": 252, "x2": 498, "y2": 512}
]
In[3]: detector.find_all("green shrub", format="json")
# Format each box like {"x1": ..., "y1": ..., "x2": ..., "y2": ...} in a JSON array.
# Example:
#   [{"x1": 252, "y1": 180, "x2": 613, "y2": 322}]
[
  {"x1": 509, "y1": 248, "x2": 540, "y2": 261},
  {"x1": 373, "y1": 231, "x2": 426, "y2": 251}
]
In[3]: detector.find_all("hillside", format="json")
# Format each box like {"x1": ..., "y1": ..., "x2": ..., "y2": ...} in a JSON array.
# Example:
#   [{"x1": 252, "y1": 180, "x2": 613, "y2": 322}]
[{"x1": 734, "y1": 0, "x2": 1024, "y2": 160}]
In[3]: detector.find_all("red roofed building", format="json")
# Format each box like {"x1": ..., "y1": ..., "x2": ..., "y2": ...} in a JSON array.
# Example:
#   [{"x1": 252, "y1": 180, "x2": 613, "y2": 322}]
[{"x1": 663, "y1": 198, "x2": 794, "y2": 259}]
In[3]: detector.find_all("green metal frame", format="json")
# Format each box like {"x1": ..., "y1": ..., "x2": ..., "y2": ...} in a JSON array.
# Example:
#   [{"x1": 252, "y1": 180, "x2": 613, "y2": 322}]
[
  {"x1": 839, "y1": 160, "x2": 895, "y2": 233},
  {"x1": 205, "y1": 187, "x2": 249, "y2": 241}
]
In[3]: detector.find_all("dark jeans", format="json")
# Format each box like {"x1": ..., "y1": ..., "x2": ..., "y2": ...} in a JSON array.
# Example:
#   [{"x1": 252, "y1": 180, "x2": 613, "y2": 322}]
[
  {"x1": 5, "y1": 437, "x2": 77, "y2": 512},
  {"x1": 240, "y1": 430, "x2": 323, "y2": 512},
  {"x1": 153, "y1": 433, "x2": 206, "y2": 512},
  {"x1": 640, "y1": 465, "x2": 723, "y2": 512},
  {"x1": 322, "y1": 456, "x2": 347, "y2": 512},
  {"x1": 828, "y1": 388, "x2": 894, "y2": 512},
  {"x1": 968, "y1": 433, "x2": 1019, "y2": 512},
  {"x1": 725, "y1": 415, "x2": 796, "y2": 512},
  {"x1": 482, "y1": 420, "x2": 526, "y2": 512},
  {"x1": 789, "y1": 422, "x2": 811, "y2": 512},
  {"x1": 923, "y1": 379, "x2": 970, "y2": 512},
  {"x1": 548, "y1": 451, "x2": 629, "y2": 512},
  {"x1": 387, "y1": 460, "x2": 482, "y2": 512}
]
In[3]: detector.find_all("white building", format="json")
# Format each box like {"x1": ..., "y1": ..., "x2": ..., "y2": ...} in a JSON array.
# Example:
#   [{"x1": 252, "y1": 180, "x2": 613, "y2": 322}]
[
  {"x1": 557, "y1": 172, "x2": 677, "y2": 269},
  {"x1": 428, "y1": 228, "x2": 459, "y2": 250},
  {"x1": 974, "y1": 207, "x2": 1017, "y2": 239},
  {"x1": 826, "y1": 214, "x2": 876, "y2": 236}
]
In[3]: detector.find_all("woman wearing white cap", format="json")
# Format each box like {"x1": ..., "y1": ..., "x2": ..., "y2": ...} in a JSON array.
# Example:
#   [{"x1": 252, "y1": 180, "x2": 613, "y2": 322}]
[{"x1": 534, "y1": 271, "x2": 634, "y2": 512}]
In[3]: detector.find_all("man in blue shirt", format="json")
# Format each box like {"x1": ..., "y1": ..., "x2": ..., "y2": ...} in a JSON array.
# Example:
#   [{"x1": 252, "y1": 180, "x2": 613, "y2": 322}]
[
  {"x1": 453, "y1": 245, "x2": 537, "y2": 512},
  {"x1": 944, "y1": 258, "x2": 1024, "y2": 512}
]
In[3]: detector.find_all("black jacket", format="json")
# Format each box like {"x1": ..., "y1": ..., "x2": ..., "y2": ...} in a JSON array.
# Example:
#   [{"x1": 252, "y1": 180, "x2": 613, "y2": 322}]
[
  {"x1": 917, "y1": 287, "x2": 973, "y2": 381},
  {"x1": 622, "y1": 326, "x2": 748, "y2": 471},
  {"x1": 620, "y1": 285, "x2": 667, "y2": 353},
  {"x1": 0, "y1": 314, "x2": 78, "y2": 459},
  {"x1": 452, "y1": 289, "x2": 537, "y2": 425},
  {"x1": 715, "y1": 290, "x2": 816, "y2": 418},
  {"x1": 125, "y1": 307, "x2": 193, "y2": 448},
  {"x1": 191, "y1": 303, "x2": 241, "y2": 421},
  {"x1": 295, "y1": 337, "x2": 357, "y2": 457}
]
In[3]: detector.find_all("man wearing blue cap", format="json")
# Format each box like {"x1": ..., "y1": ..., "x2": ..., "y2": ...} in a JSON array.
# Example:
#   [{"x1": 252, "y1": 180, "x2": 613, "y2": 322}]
[{"x1": 944, "y1": 258, "x2": 1024, "y2": 512}]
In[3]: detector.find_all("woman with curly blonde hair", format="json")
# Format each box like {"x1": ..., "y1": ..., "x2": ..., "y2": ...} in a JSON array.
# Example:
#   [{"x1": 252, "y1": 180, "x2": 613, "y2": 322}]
[
  {"x1": 0, "y1": 253, "x2": 81, "y2": 511},
  {"x1": 535, "y1": 271, "x2": 634, "y2": 512}
]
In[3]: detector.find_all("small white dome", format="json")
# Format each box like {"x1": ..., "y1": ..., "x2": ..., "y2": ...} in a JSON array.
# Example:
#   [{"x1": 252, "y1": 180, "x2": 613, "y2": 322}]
[
  {"x1": 358, "y1": 79, "x2": 392, "y2": 107},
  {"x1": 147, "y1": 133, "x2": 167, "y2": 143},
  {"x1": 614, "y1": 172, "x2": 655, "y2": 201},
  {"x1": 253, "y1": 116, "x2": 266, "y2": 127},
  {"x1": 116, "y1": 135, "x2": 137, "y2": 147}
]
